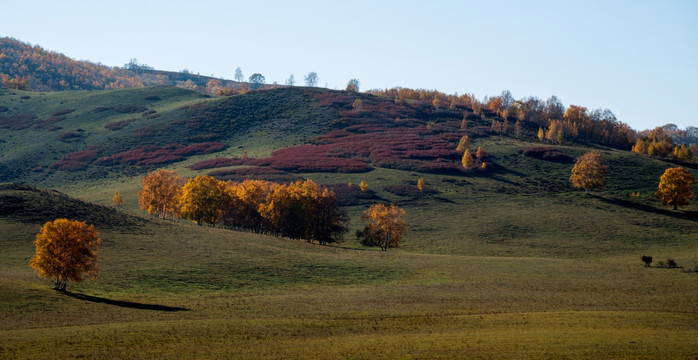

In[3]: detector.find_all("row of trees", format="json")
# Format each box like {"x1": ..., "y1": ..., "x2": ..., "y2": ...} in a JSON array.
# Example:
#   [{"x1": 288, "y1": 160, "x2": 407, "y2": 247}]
[
  {"x1": 631, "y1": 126, "x2": 696, "y2": 162},
  {"x1": 137, "y1": 170, "x2": 348, "y2": 244}
]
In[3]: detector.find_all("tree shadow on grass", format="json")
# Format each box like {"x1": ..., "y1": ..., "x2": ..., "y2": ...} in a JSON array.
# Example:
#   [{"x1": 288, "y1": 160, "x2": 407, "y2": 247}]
[
  {"x1": 64, "y1": 291, "x2": 189, "y2": 312},
  {"x1": 591, "y1": 195, "x2": 698, "y2": 221}
]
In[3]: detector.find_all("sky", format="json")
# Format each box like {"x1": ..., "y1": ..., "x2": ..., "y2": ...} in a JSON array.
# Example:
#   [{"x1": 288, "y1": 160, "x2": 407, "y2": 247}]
[{"x1": 2, "y1": 0, "x2": 697, "y2": 131}]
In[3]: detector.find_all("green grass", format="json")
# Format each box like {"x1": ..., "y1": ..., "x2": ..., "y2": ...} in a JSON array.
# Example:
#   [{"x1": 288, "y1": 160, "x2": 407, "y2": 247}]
[{"x1": 2, "y1": 86, "x2": 698, "y2": 358}]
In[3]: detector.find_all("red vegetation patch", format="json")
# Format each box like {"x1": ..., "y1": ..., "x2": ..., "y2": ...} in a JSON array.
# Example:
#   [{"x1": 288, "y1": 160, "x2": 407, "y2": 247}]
[
  {"x1": 31, "y1": 116, "x2": 66, "y2": 130},
  {"x1": 57, "y1": 131, "x2": 83, "y2": 142},
  {"x1": 95, "y1": 142, "x2": 227, "y2": 167},
  {"x1": 0, "y1": 114, "x2": 37, "y2": 130},
  {"x1": 49, "y1": 149, "x2": 99, "y2": 171},
  {"x1": 522, "y1": 146, "x2": 574, "y2": 163},
  {"x1": 208, "y1": 167, "x2": 302, "y2": 183},
  {"x1": 105, "y1": 118, "x2": 137, "y2": 130}
]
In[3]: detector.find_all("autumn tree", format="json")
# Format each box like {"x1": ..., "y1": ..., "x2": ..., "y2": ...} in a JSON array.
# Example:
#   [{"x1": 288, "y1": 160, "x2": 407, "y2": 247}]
[
  {"x1": 358, "y1": 204, "x2": 408, "y2": 251},
  {"x1": 138, "y1": 169, "x2": 184, "y2": 219},
  {"x1": 346, "y1": 78, "x2": 360, "y2": 92},
  {"x1": 359, "y1": 180, "x2": 369, "y2": 191},
  {"x1": 223, "y1": 179, "x2": 273, "y2": 232},
  {"x1": 570, "y1": 151, "x2": 609, "y2": 195},
  {"x1": 462, "y1": 149, "x2": 474, "y2": 169},
  {"x1": 655, "y1": 167, "x2": 695, "y2": 210},
  {"x1": 29, "y1": 219, "x2": 102, "y2": 291},
  {"x1": 304, "y1": 72, "x2": 319, "y2": 87},
  {"x1": 537, "y1": 127, "x2": 545, "y2": 141},
  {"x1": 112, "y1": 191, "x2": 124, "y2": 207},
  {"x1": 417, "y1": 178, "x2": 425, "y2": 191},
  {"x1": 179, "y1": 175, "x2": 231, "y2": 226},
  {"x1": 456, "y1": 135, "x2": 470, "y2": 153}
]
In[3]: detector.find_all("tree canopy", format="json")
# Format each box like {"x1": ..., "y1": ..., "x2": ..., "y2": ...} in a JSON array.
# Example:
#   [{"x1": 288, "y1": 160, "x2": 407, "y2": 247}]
[
  {"x1": 29, "y1": 219, "x2": 102, "y2": 291},
  {"x1": 656, "y1": 167, "x2": 695, "y2": 210},
  {"x1": 570, "y1": 151, "x2": 609, "y2": 195},
  {"x1": 358, "y1": 204, "x2": 408, "y2": 251}
]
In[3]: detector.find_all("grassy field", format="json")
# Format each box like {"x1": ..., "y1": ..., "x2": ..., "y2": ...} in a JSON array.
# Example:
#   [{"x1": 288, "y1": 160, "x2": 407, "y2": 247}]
[{"x1": 2, "y1": 86, "x2": 697, "y2": 358}]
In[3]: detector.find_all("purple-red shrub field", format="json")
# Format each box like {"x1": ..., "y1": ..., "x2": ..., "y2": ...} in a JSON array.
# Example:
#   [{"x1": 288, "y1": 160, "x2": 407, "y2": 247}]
[
  {"x1": 49, "y1": 149, "x2": 99, "y2": 171},
  {"x1": 95, "y1": 142, "x2": 227, "y2": 167}
]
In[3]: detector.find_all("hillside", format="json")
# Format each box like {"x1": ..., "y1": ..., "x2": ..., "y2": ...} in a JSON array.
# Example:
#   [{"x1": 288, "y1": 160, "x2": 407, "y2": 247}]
[
  {"x1": 0, "y1": 37, "x2": 244, "y2": 92},
  {"x1": 1, "y1": 41, "x2": 698, "y2": 358}
]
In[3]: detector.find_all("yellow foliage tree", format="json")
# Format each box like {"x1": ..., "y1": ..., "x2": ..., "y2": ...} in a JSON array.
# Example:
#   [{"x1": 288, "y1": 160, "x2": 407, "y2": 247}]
[
  {"x1": 570, "y1": 151, "x2": 609, "y2": 195},
  {"x1": 223, "y1": 179, "x2": 273, "y2": 231},
  {"x1": 656, "y1": 167, "x2": 695, "y2": 210},
  {"x1": 359, "y1": 204, "x2": 408, "y2": 251},
  {"x1": 537, "y1": 127, "x2": 545, "y2": 141},
  {"x1": 29, "y1": 219, "x2": 101, "y2": 291},
  {"x1": 462, "y1": 149, "x2": 474, "y2": 169},
  {"x1": 137, "y1": 169, "x2": 184, "y2": 219},
  {"x1": 112, "y1": 191, "x2": 124, "y2": 207},
  {"x1": 417, "y1": 178, "x2": 425, "y2": 191},
  {"x1": 179, "y1": 175, "x2": 231, "y2": 226},
  {"x1": 456, "y1": 135, "x2": 470, "y2": 153},
  {"x1": 359, "y1": 180, "x2": 369, "y2": 191}
]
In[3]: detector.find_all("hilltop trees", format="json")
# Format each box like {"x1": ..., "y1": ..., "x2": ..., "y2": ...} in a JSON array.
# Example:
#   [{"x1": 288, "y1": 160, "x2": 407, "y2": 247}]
[
  {"x1": 29, "y1": 219, "x2": 102, "y2": 291},
  {"x1": 346, "y1": 78, "x2": 360, "y2": 92},
  {"x1": 570, "y1": 151, "x2": 608, "y2": 195},
  {"x1": 248, "y1": 73, "x2": 265, "y2": 90},
  {"x1": 304, "y1": 72, "x2": 319, "y2": 87},
  {"x1": 358, "y1": 204, "x2": 408, "y2": 251},
  {"x1": 656, "y1": 167, "x2": 694, "y2": 210},
  {"x1": 234, "y1": 67, "x2": 244, "y2": 82}
]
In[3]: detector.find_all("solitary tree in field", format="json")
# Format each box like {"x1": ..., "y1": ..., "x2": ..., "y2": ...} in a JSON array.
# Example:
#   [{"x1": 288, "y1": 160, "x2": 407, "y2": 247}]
[
  {"x1": 304, "y1": 72, "x2": 319, "y2": 87},
  {"x1": 112, "y1": 191, "x2": 124, "y2": 208},
  {"x1": 656, "y1": 167, "x2": 694, "y2": 210},
  {"x1": 29, "y1": 219, "x2": 102, "y2": 291},
  {"x1": 570, "y1": 151, "x2": 609, "y2": 195},
  {"x1": 234, "y1": 67, "x2": 244, "y2": 82},
  {"x1": 417, "y1": 178, "x2": 425, "y2": 191},
  {"x1": 359, "y1": 204, "x2": 408, "y2": 251}
]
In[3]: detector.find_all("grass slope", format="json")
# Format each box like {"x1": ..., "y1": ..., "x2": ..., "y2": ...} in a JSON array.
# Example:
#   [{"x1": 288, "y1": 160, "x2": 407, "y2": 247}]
[{"x1": 1, "y1": 85, "x2": 697, "y2": 358}]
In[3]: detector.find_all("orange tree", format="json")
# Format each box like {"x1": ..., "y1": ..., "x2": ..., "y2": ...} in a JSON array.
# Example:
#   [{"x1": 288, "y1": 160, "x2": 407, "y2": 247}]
[
  {"x1": 358, "y1": 203, "x2": 408, "y2": 251},
  {"x1": 137, "y1": 169, "x2": 184, "y2": 219},
  {"x1": 223, "y1": 179, "x2": 273, "y2": 232},
  {"x1": 112, "y1": 191, "x2": 124, "y2": 207},
  {"x1": 656, "y1": 167, "x2": 695, "y2": 210},
  {"x1": 29, "y1": 219, "x2": 102, "y2": 291},
  {"x1": 570, "y1": 151, "x2": 609, "y2": 195}
]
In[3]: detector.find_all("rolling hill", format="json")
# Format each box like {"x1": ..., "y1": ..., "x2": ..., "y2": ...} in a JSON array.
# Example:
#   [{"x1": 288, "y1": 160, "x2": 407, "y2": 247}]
[{"x1": 1, "y1": 40, "x2": 697, "y2": 358}]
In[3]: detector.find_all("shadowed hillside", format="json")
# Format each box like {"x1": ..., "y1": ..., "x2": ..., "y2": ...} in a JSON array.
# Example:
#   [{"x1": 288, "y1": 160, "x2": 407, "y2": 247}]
[{"x1": 0, "y1": 182, "x2": 146, "y2": 229}]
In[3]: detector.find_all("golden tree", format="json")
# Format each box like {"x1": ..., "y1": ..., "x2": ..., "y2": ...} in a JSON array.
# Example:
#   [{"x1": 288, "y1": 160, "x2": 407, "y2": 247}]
[
  {"x1": 29, "y1": 219, "x2": 101, "y2": 291},
  {"x1": 456, "y1": 135, "x2": 470, "y2": 153},
  {"x1": 359, "y1": 180, "x2": 369, "y2": 191},
  {"x1": 179, "y1": 175, "x2": 231, "y2": 226},
  {"x1": 223, "y1": 179, "x2": 273, "y2": 231},
  {"x1": 359, "y1": 204, "x2": 408, "y2": 251},
  {"x1": 137, "y1": 169, "x2": 184, "y2": 219},
  {"x1": 656, "y1": 167, "x2": 695, "y2": 210},
  {"x1": 462, "y1": 149, "x2": 474, "y2": 169},
  {"x1": 570, "y1": 151, "x2": 609, "y2": 195},
  {"x1": 537, "y1": 127, "x2": 545, "y2": 141},
  {"x1": 112, "y1": 191, "x2": 124, "y2": 207},
  {"x1": 417, "y1": 178, "x2": 425, "y2": 191}
]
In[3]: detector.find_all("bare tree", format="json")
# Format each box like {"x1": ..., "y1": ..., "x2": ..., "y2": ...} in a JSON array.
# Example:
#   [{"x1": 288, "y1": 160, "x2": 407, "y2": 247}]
[
  {"x1": 286, "y1": 74, "x2": 295, "y2": 86},
  {"x1": 304, "y1": 72, "x2": 319, "y2": 87},
  {"x1": 234, "y1": 67, "x2": 244, "y2": 82}
]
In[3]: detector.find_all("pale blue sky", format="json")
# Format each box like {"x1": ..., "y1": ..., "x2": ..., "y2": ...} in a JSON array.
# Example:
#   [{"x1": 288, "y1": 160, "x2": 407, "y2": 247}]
[{"x1": 3, "y1": 0, "x2": 697, "y2": 131}]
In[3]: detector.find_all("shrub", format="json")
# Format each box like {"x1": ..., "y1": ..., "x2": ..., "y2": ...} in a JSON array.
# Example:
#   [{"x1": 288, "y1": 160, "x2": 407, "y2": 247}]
[
  {"x1": 522, "y1": 146, "x2": 574, "y2": 163},
  {"x1": 51, "y1": 109, "x2": 75, "y2": 116},
  {"x1": 105, "y1": 118, "x2": 137, "y2": 130},
  {"x1": 57, "y1": 132, "x2": 83, "y2": 142},
  {"x1": 641, "y1": 255, "x2": 653, "y2": 267}
]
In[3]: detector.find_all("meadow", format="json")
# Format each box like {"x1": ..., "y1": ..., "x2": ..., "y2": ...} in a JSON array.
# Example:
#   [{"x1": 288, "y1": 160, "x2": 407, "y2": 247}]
[{"x1": 1, "y1": 86, "x2": 697, "y2": 358}]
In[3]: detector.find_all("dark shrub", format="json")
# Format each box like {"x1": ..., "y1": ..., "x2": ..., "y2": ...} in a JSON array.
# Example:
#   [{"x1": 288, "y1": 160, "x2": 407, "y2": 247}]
[
  {"x1": 641, "y1": 255, "x2": 653, "y2": 267},
  {"x1": 522, "y1": 146, "x2": 574, "y2": 163}
]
